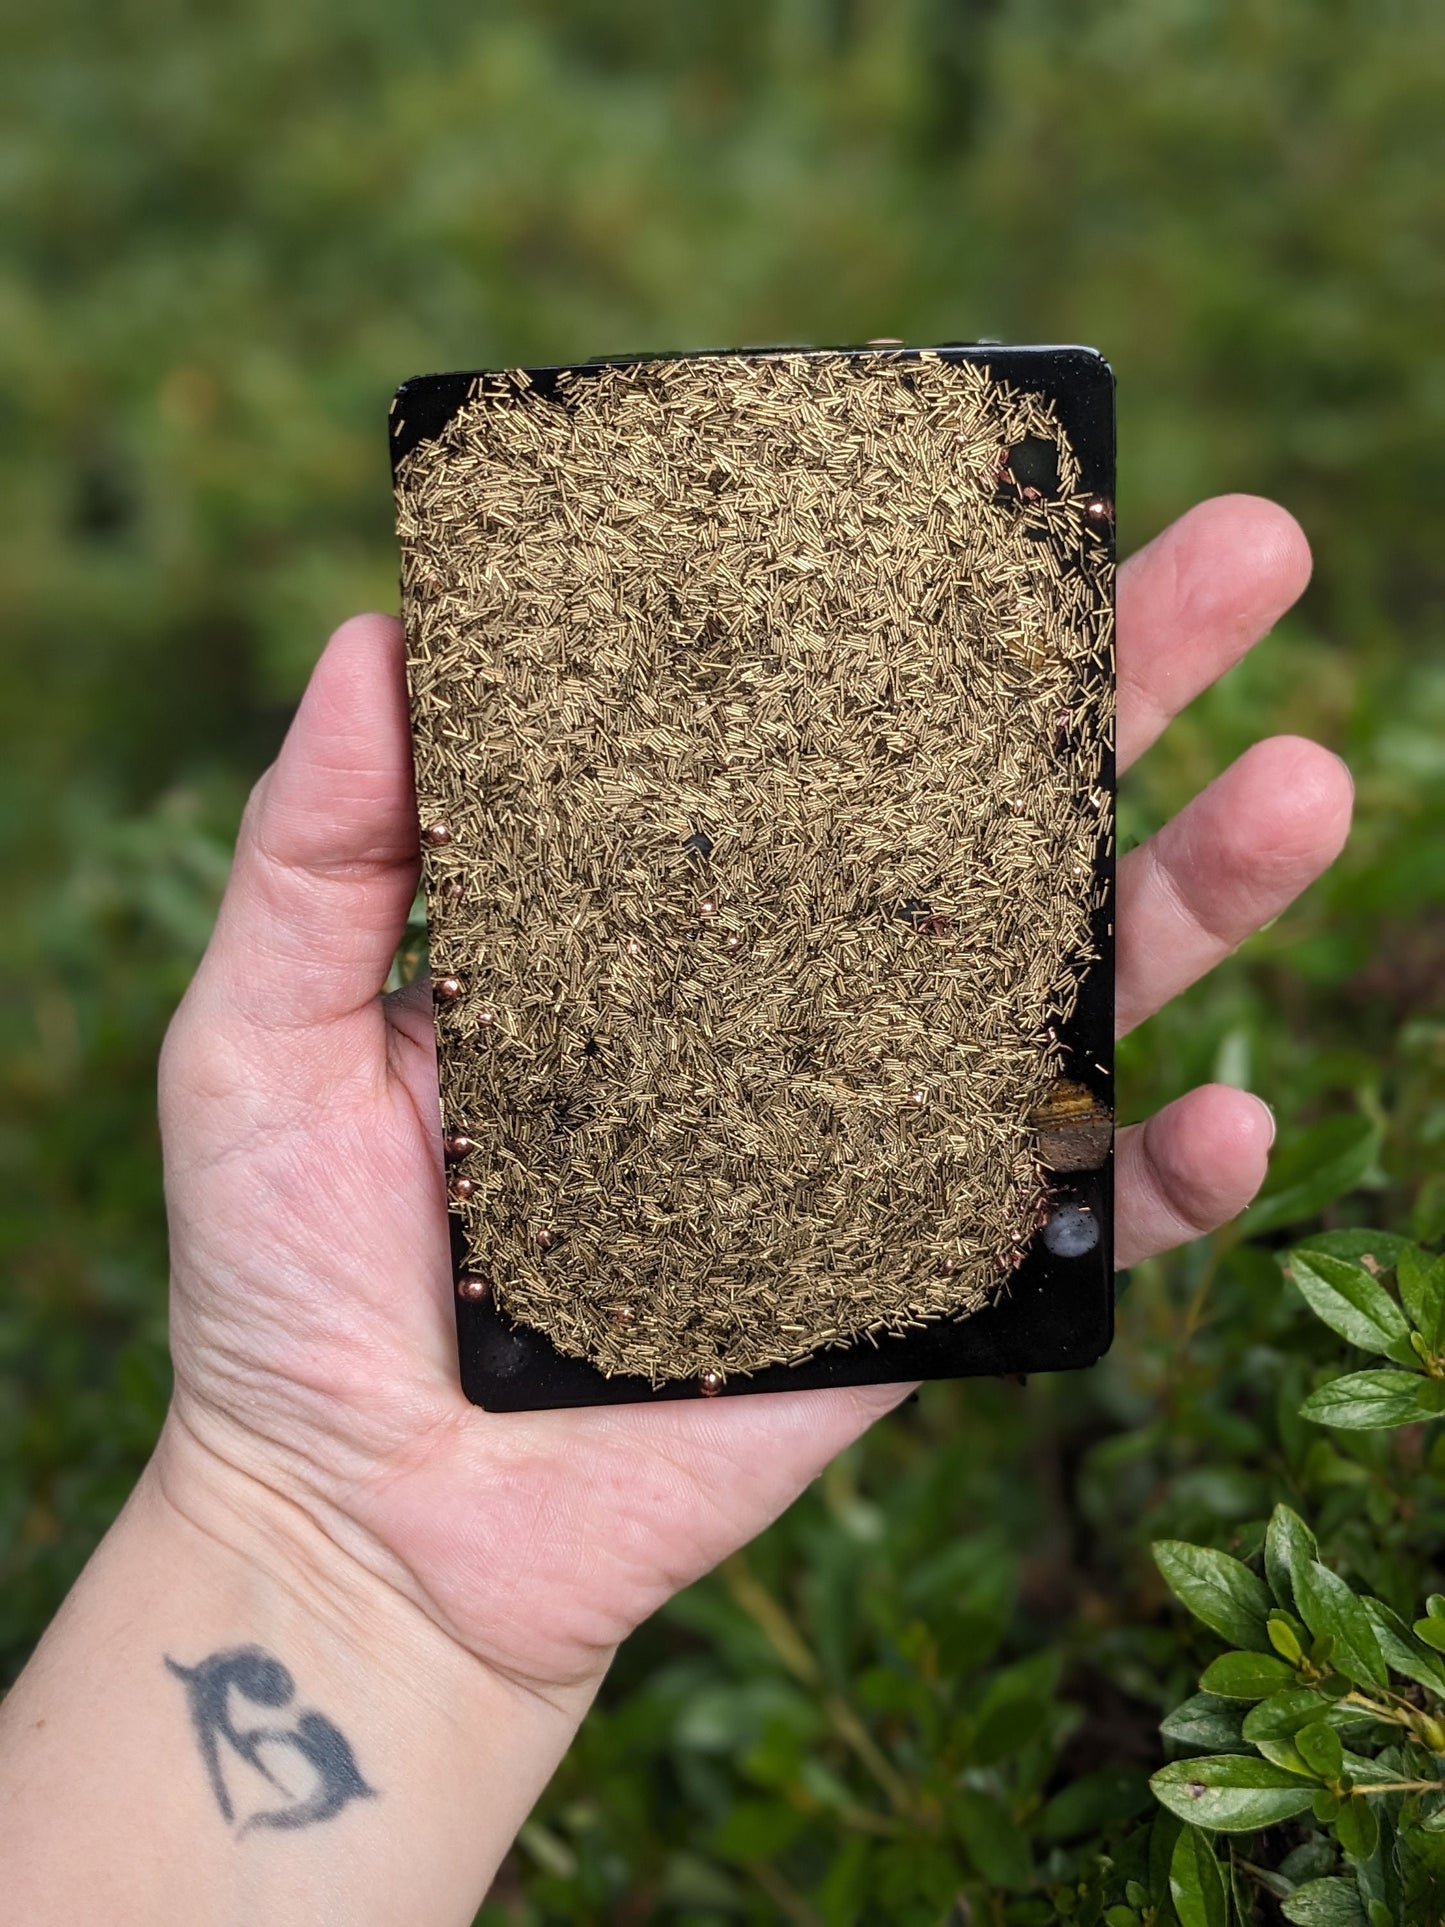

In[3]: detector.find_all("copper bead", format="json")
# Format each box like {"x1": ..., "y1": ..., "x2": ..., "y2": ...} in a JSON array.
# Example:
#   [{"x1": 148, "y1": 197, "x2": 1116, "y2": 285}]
[
  {"x1": 1084, "y1": 497, "x2": 1113, "y2": 524},
  {"x1": 723, "y1": 933, "x2": 742, "y2": 952},
  {"x1": 625, "y1": 938, "x2": 643, "y2": 958},
  {"x1": 476, "y1": 1007, "x2": 497, "y2": 1028},
  {"x1": 698, "y1": 1371, "x2": 724, "y2": 1397},
  {"x1": 456, "y1": 1274, "x2": 491, "y2": 1301},
  {"x1": 434, "y1": 975, "x2": 463, "y2": 1002},
  {"x1": 443, "y1": 1133, "x2": 475, "y2": 1162},
  {"x1": 422, "y1": 821, "x2": 453, "y2": 848},
  {"x1": 535, "y1": 1227, "x2": 559, "y2": 1252},
  {"x1": 610, "y1": 1305, "x2": 635, "y2": 1327},
  {"x1": 449, "y1": 1173, "x2": 476, "y2": 1201},
  {"x1": 698, "y1": 897, "x2": 719, "y2": 918},
  {"x1": 905, "y1": 1088, "x2": 928, "y2": 1109}
]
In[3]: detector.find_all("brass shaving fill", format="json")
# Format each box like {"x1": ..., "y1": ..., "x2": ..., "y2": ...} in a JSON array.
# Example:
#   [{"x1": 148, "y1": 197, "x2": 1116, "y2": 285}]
[{"x1": 395, "y1": 352, "x2": 1113, "y2": 1383}]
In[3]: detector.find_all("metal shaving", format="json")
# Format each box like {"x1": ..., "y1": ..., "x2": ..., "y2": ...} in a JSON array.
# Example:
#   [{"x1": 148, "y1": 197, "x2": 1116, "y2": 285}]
[{"x1": 393, "y1": 351, "x2": 1114, "y2": 1383}]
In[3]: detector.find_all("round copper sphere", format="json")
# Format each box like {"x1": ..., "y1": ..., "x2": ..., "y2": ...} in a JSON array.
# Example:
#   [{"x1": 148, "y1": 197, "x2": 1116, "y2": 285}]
[
  {"x1": 698, "y1": 1370, "x2": 724, "y2": 1397},
  {"x1": 434, "y1": 975, "x2": 463, "y2": 1002},
  {"x1": 698, "y1": 897, "x2": 719, "y2": 919},
  {"x1": 723, "y1": 932, "x2": 742, "y2": 952},
  {"x1": 421, "y1": 820, "x2": 453, "y2": 848},
  {"x1": 610, "y1": 1304, "x2": 635, "y2": 1327},
  {"x1": 443, "y1": 1133, "x2": 475, "y2": 1162},
  {"x1": 625, "y1": 938, "x2": 643, "y2": 958},
  {"x1": 476, "y1": 1007, "x2": 497, "y2": 1029},
  {"x1": 449, "y1": 1174, "x2": 476, "y2": 1201},
  {"x1": 904, "y1": 1087, "x2": 928, "y2": 1109},
  {"x1": 456, "y1": 1274, "x2": 491, "y2": 1301},
  {"x1": 1084, "y1": 497, "x2": 1113, "y2": 523},
  {"x1": 535, "y1": 1227, "x2": 559, "y2": 1252}
]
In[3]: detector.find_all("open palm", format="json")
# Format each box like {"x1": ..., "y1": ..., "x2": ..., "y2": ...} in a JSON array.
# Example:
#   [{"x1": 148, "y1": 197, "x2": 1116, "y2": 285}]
[{"x1": 156, "y1": 493, "x2": 1351, "y2": 1702}]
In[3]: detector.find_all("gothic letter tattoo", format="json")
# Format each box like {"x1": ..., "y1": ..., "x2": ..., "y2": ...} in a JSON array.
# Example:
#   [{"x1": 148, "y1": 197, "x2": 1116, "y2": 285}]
[{"x1": 166, "y1": 1646, "x2": 376, "y2": 1834}]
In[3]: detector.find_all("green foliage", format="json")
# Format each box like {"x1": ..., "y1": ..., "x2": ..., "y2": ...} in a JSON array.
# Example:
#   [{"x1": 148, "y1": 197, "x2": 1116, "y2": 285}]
[
  {"x1": 4, "y1": 0, "x2": 1445, "y2": 1922},
  {"x1": 1148, "y1": 1254, "x2": 1445, "y2": 1927}
]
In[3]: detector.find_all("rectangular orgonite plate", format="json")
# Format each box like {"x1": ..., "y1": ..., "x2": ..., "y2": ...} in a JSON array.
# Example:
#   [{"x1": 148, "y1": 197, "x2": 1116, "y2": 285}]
[{"x1": 390, "y1": 344, "x2": 1115, "y2": 1411}]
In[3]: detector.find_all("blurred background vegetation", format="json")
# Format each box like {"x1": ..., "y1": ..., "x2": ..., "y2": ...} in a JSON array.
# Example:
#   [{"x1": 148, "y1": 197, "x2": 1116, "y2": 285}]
[{"x1": 3, "y1": 0, "x2": 1444, "y2": 1918}]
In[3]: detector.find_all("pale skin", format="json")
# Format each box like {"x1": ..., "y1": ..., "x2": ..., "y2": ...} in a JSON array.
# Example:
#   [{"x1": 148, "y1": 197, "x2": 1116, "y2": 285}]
[{"x1": 0, "y1": 495, "x2": 1352, "y2": 1923}]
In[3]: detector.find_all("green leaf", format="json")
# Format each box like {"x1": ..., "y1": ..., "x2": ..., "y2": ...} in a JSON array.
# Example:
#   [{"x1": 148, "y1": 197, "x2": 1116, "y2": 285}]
[
  {"x1": 1170, "y1": 1823, "x2": 1229, "y2": 1927},
  {"x1": 1414, "y1": 1179, "x2": 1445, "y2": 1246},
  {"x1": 1399, "y1": 1247, "x2": 1445, "y2": 1355},
  {"x1": 1301, "y1": 1371, "x2": 1445, "y2": 1430},
  {"x1": 1270, "y1": 1614, "x2": 1308, "y2": 1663},
  {"x1": 1154, "y1": 1541, "x2": 1274, "y2": 1652},
  {"x1": 1296, "y1": 1721, "x2": 1346, "y2": 1781},
  {"x1": 1427, "y1": 1594, "x2": 1445, "y2": 1621},
  {"x1": 1281, "y1": 1878, "x2": 1369, "y2": 1925},
  {"x1": 1200, "y1": 1651, "x2": 1298, "y2": 1700},
  {"x1": 1037, "y1": 1767, "x2": 1153, "y2": 1841},
  {"x1": 951, "y1": 1789, "x2": 1032, "y2": 1891},
  {"x1": 1150, "y1": 1812, "x2": 1184, "y2": 1904},
  {"x1": 1412, "y1": 1617, "x2": 1445, "y2": 1654},
  {"x1": 1151, "y1": 1756, "x2": 1319, "y2": 1831},
  {"x1": 1341, "y1": 1749, "x2": 1412, "y2": 1784},
  {"x1": 1279, "y1": 1840, "x2": 1339, "y2": 1884},
  {"x1": 1287, "y1": 1253, "x2": 1416, "y2": 1365},
  {"x1": 1362, "y1": 1598, "x2": 1445, "y2": 1695},
  {"x1": 1336, "y1": 1798, "x2": 1380, "y2": 1862},
  {"x1": 1294, "y1": 1562, "x2": 1388, "y2": 1690},
  {"x1": 1244, "y1": 1690, "x2": 1354, "y2": 1743},
  {"x1": 1163, "y1": 1694, "x2": 1249, "y2": 1751},
  {"x1": 1256, "y1": 1733, "x2": 1316, "y2": 1776},
  {"x1": 1246, "y1": 1115, "x2": 1381, "y2": 1237},
  {"x1": 1267, "y1": 1506, "x2": 1320, "y2": 1611},
  {"x1": 1295, "y1": 1231, "x2": 1412, "y2": 1271},
  {"x1": 708, "y1": 1797, "x2": 806, "y2": 1861}
]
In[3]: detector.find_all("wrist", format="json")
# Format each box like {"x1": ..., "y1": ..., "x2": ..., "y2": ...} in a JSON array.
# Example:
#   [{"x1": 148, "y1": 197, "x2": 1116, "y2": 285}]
[
  {"x1": 128, "y1": 1420, "x2": 595, "y2": 1913},
  {"x1": 147, "y1": 1409, "x2": 605, "y2": 1728},
  {"x1": 0, "y1": 1422, "x2": 599, "y2": 1925}
]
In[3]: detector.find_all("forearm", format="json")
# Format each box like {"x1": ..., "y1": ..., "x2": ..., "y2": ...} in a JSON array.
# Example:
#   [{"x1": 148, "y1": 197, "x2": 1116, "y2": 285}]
[{"x1": 0, "y1": 1430, "x2": 597, "y2": 1927}]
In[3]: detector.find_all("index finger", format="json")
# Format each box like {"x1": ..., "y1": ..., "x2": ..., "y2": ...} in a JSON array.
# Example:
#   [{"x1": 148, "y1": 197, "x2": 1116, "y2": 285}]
[{"x1": 1116, "y1": 494, "x2": 1313, "y2": 774}]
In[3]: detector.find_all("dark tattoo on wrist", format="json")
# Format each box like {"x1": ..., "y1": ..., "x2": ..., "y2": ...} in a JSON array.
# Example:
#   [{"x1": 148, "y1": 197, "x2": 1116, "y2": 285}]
[{"x1": 166, "y1": 1646, "x2": 376, "y2": 1834}]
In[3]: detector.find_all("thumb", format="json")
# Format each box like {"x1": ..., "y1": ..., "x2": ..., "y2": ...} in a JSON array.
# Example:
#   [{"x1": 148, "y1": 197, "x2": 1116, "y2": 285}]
[{"x1": 194, "y1": 613, "x2": 421, "y2": 1037}]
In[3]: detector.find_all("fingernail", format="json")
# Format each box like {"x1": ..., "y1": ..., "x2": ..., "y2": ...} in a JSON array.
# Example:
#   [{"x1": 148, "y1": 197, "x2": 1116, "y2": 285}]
[{"x1": 1254, "y1": 1096, "x2": 1277, "y2": 1148}]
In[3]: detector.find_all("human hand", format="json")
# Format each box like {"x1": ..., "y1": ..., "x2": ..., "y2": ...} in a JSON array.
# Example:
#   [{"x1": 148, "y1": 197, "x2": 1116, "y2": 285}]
[{"x1": 154, "y1": 493, "x2": 1351, "y2": 1706}]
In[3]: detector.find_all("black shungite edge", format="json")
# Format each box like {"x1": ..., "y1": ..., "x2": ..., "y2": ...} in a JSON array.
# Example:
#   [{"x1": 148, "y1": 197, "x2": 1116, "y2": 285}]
[{"x1": 394, "y1": 343, "x2": 1116, "y2": 1413}]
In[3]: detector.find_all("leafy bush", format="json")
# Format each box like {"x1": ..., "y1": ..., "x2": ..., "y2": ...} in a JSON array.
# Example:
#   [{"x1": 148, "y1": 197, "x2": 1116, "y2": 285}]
[
  {"x1": 483, "y1": 1220, "x2": 1445, "y2": 1925},
  {"x1": 4, "y1": 2, "x2": 1445, "y2": 1922},
  {"x1": 1151, "y1": 1239, "x2": 1445, "y2": 1926}
]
